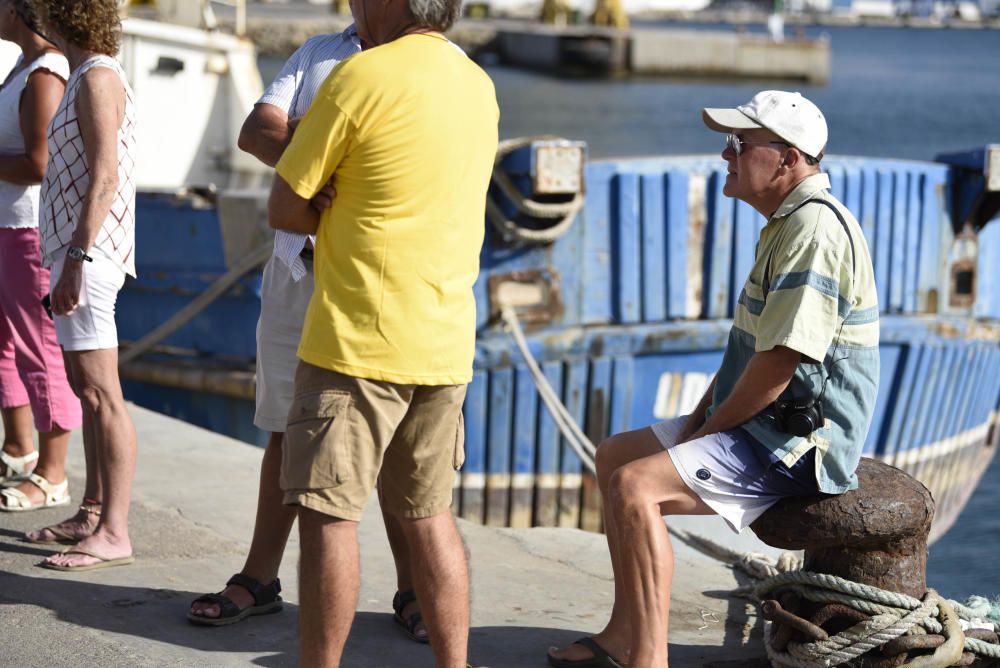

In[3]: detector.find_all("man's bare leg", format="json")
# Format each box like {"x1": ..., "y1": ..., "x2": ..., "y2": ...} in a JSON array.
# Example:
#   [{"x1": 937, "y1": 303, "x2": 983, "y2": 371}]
[
  {"x1": 548, "y1": 427, "x2": 665, "y2": 664},
  {"x1": 298, "y1": 508, "x2": 359, "y2": 668},
  {"x1": 380, "y1": 491, "x2": 427, "y2": 639},
  {"x1": 398, "y1": 511, "x2": 468, "y2": 668},
  {"x1": 608, "y1": 448, "x2": 713, "y2": 666},
  {"x1": 190, "y1": 430, "x2": 297, "y2": 619}
]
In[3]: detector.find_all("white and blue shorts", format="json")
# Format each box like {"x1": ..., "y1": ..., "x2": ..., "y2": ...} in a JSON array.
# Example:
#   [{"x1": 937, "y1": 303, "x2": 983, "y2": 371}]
[{"x1": 651, "y1": 415, "x2": 818, "y2": 533}]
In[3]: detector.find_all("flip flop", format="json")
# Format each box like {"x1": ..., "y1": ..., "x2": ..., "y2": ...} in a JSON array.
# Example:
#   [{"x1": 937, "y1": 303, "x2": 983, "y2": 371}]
[
  {"x1": 41, "y1": 547, "x2": 135, "y2": 572},
  {"x1": 547, "y1": 637, "x2": 626, "y2": 668},
  {"x1": 187, "y1": 573, "x2": 283, "y2": 627},
  {"x1": 23, "y1": 524, "x2": 81, "y2": 545}
]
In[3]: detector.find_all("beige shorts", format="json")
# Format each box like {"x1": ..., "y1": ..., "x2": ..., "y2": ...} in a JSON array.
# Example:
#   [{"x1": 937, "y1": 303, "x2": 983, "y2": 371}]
[{"x1": 281, "y1": 361, "x2": 467, "y2": 521}]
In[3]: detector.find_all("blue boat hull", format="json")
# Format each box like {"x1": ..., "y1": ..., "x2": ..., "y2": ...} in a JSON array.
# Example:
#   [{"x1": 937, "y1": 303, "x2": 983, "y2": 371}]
[{"x1": 119, "y1": 152, "x2": 1000, "y2": 542}]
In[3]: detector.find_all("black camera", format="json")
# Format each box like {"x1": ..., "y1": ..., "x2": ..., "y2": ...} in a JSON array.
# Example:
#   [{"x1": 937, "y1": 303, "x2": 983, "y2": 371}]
[{"x1": 773, "y1": 397, "x2": 824, "y2": 437}]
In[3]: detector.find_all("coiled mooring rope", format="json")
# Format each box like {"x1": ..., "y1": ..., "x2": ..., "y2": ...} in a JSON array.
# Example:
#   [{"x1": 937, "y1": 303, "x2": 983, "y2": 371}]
[
  {"x1": 486, "y1": 136, "x2": 585, "y2": 244},
  {"x1": 673, "y1": 530, "x2": 1000, "y2": 667}
]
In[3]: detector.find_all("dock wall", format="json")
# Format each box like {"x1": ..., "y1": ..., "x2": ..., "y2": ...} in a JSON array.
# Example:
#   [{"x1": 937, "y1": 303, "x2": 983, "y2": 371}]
[
  {"x1": 630, "y1": 29, "x2": 830, "y2": 82},
  {"x1": 215, "y1": 12, "x2": 830, "y2": 82}
]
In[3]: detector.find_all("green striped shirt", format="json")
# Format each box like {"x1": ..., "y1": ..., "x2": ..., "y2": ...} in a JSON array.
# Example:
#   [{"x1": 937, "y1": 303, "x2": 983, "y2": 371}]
[{"x1": 709, "y1": 174, "x2": 880, "y2": 494}]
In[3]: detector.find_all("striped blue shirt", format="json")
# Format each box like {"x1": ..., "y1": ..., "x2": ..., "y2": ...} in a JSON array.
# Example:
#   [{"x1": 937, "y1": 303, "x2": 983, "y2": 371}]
[
  {"x1": 709, "y1": 174, "x2": 880, "y2": 494},
  {"x1": 258, "y1": 26, "x2": 362, "y2": 280}
]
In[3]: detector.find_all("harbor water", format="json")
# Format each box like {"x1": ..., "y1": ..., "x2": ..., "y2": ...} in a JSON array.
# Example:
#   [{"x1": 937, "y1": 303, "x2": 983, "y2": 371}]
[{"x1": 259, "y1": 23, "x2": 1000, "y2": 600}]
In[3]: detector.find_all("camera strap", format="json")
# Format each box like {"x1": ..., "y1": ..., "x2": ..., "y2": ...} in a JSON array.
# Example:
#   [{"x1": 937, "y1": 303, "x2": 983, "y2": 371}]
[
  {"x1": 761, "y1": 197, "x2": 857, "y2": 302},
  {"x1": 761, "y1": 196, "x2": 859, "y2": 412}
]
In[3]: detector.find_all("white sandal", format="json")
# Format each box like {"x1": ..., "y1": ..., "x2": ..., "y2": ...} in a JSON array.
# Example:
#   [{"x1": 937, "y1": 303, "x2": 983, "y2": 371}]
[
  {"x1": 0, "y1": 472, "x2": 70, "y2": 512},
  {"x1": 0, "y1": 449, "x2": 39, "y2": 485}
]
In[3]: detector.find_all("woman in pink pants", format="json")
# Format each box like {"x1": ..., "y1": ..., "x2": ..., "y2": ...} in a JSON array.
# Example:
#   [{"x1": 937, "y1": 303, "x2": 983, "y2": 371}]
[{"x1": 0, "y1": 0, "x2": 81, "y2": 513}]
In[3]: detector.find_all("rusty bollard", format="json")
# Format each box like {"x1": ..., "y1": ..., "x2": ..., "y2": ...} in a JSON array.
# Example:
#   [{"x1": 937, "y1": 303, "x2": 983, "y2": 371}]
[{"x1": 751, "y1": 457, "x2": 935, "y2": 598}]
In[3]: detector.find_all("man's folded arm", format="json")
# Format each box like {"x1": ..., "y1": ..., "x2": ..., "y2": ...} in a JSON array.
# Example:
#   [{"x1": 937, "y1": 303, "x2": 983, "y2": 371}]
[{"x1": 268, "y1": 173, "x2": 319, "y2": 235}]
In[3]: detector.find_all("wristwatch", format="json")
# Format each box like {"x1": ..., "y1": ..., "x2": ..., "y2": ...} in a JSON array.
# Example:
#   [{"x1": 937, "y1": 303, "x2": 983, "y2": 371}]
[{"x1": 66, "y1": 246, "x2": 93, "y2": 263}]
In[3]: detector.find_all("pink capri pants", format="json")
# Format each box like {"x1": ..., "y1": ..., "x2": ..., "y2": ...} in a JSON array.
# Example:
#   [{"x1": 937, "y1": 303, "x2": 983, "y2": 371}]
[{"x1": 0, "y1": 227, "x2": 81, "y2": 432}]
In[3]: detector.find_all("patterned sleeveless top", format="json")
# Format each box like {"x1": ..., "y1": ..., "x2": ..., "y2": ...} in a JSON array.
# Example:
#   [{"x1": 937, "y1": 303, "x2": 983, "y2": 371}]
[{"x1": 40, "y1": 55, "x2": 137, "y2": 276}]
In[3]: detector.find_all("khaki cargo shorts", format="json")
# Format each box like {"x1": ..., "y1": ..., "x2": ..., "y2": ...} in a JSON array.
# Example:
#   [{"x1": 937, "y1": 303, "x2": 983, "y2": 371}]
[{"x1": 280, "y1": 361, "x2": 467, "y2": 521}]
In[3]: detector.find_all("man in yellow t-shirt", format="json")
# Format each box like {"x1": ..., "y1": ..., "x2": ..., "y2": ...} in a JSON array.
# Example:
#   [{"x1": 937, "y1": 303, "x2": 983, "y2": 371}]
[{"x1": 267, "y1": 0, "x2": 498, "y2": 664}]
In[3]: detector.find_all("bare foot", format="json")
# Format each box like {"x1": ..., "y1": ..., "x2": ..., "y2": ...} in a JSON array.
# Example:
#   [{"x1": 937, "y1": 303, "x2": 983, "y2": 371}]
[
  {"x1": 189, "y1": 581, "x2": 259, "y2": 619},
  {"x1": 548, "y1": 635, "x2": 629, "y2": 666},
  {"x1": 42, "y1": 530, "x2": 132, "y2": 569},
  {"x1": 25, "y1": 505, "x2": 100, "y2": 543}
]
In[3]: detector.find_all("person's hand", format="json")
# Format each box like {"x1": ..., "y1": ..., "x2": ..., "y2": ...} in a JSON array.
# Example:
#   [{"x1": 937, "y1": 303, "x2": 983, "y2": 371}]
[
  {"x1": 675, "y1": 415, "x2": 703, "y2": 444},
  {"x1": 310, "y1": 177, "x2": 337, "y2": 213},
  {"x1": 287, "y1": 116, "x2": 302, "y2": 134},
  {"x1": 51, "y1": 261, "x2": 83, "y2": 315}
]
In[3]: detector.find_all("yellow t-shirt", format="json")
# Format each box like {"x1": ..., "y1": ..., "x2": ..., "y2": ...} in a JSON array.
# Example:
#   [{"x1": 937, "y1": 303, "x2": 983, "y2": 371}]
[{"x1": 275, "y1": 34, "x2": 499, "y2": 385}]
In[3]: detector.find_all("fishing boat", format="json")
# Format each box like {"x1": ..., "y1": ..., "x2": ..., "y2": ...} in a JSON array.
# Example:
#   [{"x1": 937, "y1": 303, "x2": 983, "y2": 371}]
[{"x1": 113, "y1": 2, "x2": 998, "y2": 545}]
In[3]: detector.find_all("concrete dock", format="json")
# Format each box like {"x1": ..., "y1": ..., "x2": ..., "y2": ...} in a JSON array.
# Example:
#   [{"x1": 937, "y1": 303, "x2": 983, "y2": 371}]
[
  {"x1": 192, "y1": 3, "x2": 831, "y2": 82},
  {"x1": 0, "y1": 405, "x2": 779, "y2": 667}
]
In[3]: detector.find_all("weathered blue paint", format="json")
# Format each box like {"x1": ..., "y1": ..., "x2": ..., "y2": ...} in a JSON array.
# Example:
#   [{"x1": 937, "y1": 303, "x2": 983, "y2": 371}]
[
  {"x1": 665, "y1": 172, "x2": 689, "y2": 320},
  {"x1": 464, "y1": 373, "x2": 488, "y2": 486},
  {"x1": 640, "y1": 173, "x2": 667, "y2": 324},
  {"x1": 705, "y1": 169, "x2": 734, "y2": 319},
  {"x1": 513, "y1": 366, "x2": 538, "y2": 479},
  {"x1": 609, "y1": 355, "x2": 633, "y2": 435},
  {"x1": 117, "y1": 193, "x2": 261, "y2": 359},
  {"x1": 978, "y1": 222, "x2": 1000, "y2": 318},
  {"x1": 536, "y1": 361, "x2": 563, "y2": 477}
]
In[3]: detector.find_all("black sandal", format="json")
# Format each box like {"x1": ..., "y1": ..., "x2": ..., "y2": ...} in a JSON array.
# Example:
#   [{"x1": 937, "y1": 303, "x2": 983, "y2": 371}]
[
  {"x1": 187, "y1": 573, "x2": 283, "y2": 627},
  {"x1": 392, "y1": 588, "x2": 429, "y2": 643}
]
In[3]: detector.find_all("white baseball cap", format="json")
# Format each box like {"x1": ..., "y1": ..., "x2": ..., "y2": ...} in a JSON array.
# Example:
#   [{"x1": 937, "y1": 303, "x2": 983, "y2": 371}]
[{"x1": 702, "y1": 90, "x2": 828, "y2": 159}]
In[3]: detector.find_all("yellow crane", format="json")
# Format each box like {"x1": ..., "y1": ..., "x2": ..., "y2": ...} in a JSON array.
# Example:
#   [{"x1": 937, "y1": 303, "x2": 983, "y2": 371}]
[{"x1": 541, "y1": 0, "x2": 629, "y2": 28}]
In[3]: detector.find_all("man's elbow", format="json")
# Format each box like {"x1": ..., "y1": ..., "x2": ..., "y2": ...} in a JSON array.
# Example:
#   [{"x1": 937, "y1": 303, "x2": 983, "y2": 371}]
[
  {"x1": 237, "y1": 124, "x2": 262, "y2": 159},
  {"x1": 236, "y1": 129, "x2": 251, "y2": 155},
  {"x1": 769, "y1": 346, "x2": 802, "y2": 376},
  {"x1": 267, "y1": 191, "x2": 307, "y2": 232},
  {"x1": 267, "y1": 200, "x2": 291, "y2": 230}
]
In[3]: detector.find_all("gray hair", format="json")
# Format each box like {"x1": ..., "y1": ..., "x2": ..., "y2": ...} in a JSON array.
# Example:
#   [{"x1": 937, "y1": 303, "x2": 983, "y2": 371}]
[
  {"x1": 13, "y1": 0, "x2": 43, "y2": 33},
  {"x1": 408, "y1": 0, "x2": 462, "y2": 32}
]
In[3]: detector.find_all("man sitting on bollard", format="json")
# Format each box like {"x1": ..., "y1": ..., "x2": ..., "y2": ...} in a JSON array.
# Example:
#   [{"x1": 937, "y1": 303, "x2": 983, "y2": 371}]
[{"x1": 547, "y1": 90, "x2": 879, "y2": 668}]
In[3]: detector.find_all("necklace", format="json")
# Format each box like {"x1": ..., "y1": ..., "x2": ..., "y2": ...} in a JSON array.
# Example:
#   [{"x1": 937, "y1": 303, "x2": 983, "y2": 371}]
[{"x1": 410, "y1": 31, "x2": 448, "y2": 42}]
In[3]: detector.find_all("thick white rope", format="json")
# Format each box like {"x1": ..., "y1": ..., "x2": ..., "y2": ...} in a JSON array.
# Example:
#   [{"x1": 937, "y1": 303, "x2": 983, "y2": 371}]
[
  {"x1": 486, "y1": 136, "x2": 585, "y2": 244},
  {"x1": 500, "y1": 305, "x2": 596, "y2": 474},
  {"x1": 751, "y1": 568, "x2": 997, "y2": 666}
]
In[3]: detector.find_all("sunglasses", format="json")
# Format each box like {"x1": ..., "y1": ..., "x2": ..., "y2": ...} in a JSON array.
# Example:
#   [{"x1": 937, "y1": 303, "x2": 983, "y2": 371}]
[{"x1": 726, "y1": 133, "x2": 791, "y2": 156}]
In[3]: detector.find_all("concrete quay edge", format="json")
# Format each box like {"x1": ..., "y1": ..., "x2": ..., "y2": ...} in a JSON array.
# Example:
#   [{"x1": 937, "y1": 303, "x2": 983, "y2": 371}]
[{"x1": 0, "y1": 404, "x2": 772, "y2": 667}]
